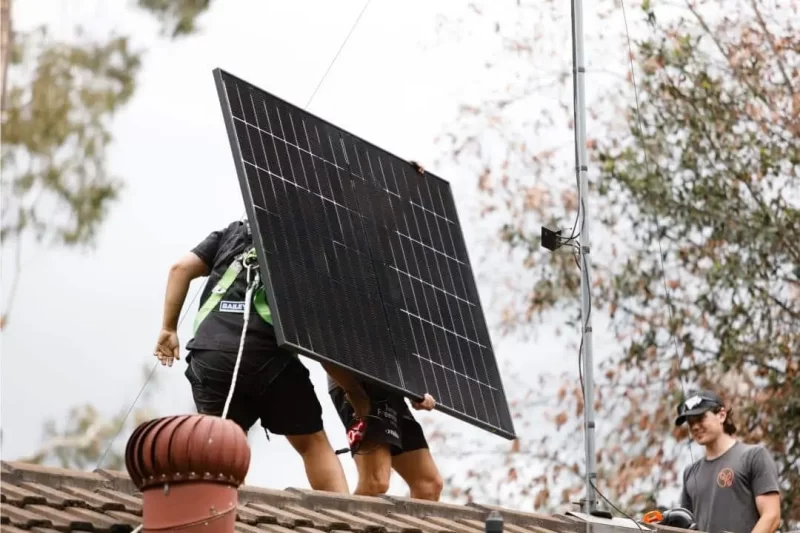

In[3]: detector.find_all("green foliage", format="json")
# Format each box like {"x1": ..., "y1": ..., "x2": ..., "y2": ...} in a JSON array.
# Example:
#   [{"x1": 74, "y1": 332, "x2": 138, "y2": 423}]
[
  {"x1": 136, "y1": 0, "x2": 212, "y2": 38},
  {"x1": 589, "y1": 3, "x2": 800, "y2": 522},
  {"x1": 1, "y1": 27, "x2": 140, "y2": 247},
  {"x1": 0, "y1": 0, "x2": 213, "y2": 462},
  {"x1": 1, "y1": 0, "x2": 214, "y2": 248},
  {"x1": 0, "y1": 0, "x2": 214, "y2": 328},
  {"x1": 437, "y1": 0, "x2": 799, "y2": 527}
]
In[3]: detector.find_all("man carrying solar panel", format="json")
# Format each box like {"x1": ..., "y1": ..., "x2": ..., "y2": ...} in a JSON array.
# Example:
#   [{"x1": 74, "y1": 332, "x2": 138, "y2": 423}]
[
  {"x1": 152, "y1": 219, "x2": 349, "y2": 493},
  {"x1": 326, "y1": 372, "x2": 444, "y2": 501}
]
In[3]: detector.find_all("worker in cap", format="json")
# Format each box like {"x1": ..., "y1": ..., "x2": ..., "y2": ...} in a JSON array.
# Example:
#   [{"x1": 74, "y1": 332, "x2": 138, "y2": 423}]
[{"x1": 675, "y1": 389, "x2": 781, "y2": 533}]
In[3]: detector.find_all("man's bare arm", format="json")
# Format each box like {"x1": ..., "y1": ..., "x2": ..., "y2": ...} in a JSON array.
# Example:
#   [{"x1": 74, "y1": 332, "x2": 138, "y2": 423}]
[
  {"x1": 321, "y1": 363, "x2": 370, "y2": 414},
  {"x1": 162, "y1": 252, "x2": 209, "y2": 330},
  {"x1": 752, "y1": 493, "x2": 781, "y2": 533}
]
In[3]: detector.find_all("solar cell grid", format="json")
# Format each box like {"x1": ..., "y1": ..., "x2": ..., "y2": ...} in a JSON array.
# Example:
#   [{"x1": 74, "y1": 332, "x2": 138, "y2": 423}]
[{"x1": 214, "y1": 68, "x2": 515, "y2": 439}]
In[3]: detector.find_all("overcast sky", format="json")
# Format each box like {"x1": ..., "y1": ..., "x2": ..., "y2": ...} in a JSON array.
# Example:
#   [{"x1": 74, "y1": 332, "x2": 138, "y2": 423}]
[{"x1": 1, "y1": 0, "x2": 685, "y2": 508}]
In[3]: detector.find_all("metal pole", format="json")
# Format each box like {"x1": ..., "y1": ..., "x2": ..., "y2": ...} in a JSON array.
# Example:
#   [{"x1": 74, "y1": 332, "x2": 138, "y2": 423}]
[{"x1": 571, "y1": 0, "x2": 597, "y2": 516}]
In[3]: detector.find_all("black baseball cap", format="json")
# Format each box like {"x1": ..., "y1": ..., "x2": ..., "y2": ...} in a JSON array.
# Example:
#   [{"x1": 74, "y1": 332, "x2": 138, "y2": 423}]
[{"x1": 674, "y1": 390, "x2": 724, "y2": 426}]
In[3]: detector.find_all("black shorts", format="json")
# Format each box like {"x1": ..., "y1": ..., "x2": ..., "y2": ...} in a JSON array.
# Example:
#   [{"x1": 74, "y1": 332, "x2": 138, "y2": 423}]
[
  {"x1": 330, "y1": 381, "x2": 428, "y2": 456},
  {"x1": 185, "y1": 349, "x2": 323, "y2": 437}
]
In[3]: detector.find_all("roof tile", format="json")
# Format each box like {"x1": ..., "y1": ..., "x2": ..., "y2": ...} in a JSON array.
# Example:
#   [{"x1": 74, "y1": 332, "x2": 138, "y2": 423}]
[
  {"x1": 238, "y1": 504, "x2": 278, "y2": 525},
  {"x1": 319, "y1": 508, "x2": 387, "y2": 533},
  {"x1": 457, "y1": 519, "x2": 562, "y2": 533},
  {"x1": 93, "y1": 468, "x2": 139, "y2": 494},
  {"x1": 285, "y1": 504, "x2": 353, "y2": 530},
  {"x1": 0, "y1": 481, "x2": 48, "y2": 505},
  {"x1": 353, "y1": 511, "x2": 423, "y2": 533},
  {"x1": 3, "y1": 461, "x2": 105, "y2": 489},
  {"x1": 259, "y1": 524, "x2": 304, "y2": 533},
  {"x1": 424, "y1": 516, "x2": 483, "y2": 533},
  {"x1": 1, "y1": 503, "x2": 54, "y2": 529},
  {"x1": 386, "y1": 513, "x2": 454, "y2": 533},
  {"x1": 24, "y1": 504, "x2": 94, "y2": 530},
  {"x1": 247, "y1": 502, "x2": 315, "y2": 528},
  {"x1": 68, "y1": 506, "x2": 126, "y2": 533},
  {"x1": 236, "y1": 523, "x2": 273, "y2": 533},
  {"x1": 504, "y1": 522, "x2": 558, "y2": 533},
  {"x1": 105, "y1": 509, "x2": 143, "y2": 527},
  {"x1": 61, "y1": 485, "x2": 127, "y2": 511},
  {"x1": 4, "y1": 526, "x2": 35, "y2": 533},
  {"x1": 0, "y1": 461, "x2": 654, "y2": 533},
  {"x1": 95, "y1": 488, "x2": 143, "y2": 514},
  {"x1": 384, "y1": 496, "x2": 483, "y2": 521},
  {"x1": 466, "y1": 505, "x2": 571, "y2": 531},
  {"x1": 20, "y1": 481, "x2": 84, "y2": 507},
  {"x1": 287, "y1": 488, "x2": 393, "y2": 513},
  {"x1": 241, "y1": 486, "x2": 302, "y2": 506},
  {"x1": 235, "y1": 523, "x2": 265, "y2": 533},
  {"x1": 295, "y1": 527, "x2": 335, "y2": 533}
]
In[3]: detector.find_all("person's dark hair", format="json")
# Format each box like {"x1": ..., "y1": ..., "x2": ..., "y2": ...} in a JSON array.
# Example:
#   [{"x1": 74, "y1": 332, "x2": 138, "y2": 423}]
[{"x1": 711, "y1": 404, "x2": 737, "y2": 435}]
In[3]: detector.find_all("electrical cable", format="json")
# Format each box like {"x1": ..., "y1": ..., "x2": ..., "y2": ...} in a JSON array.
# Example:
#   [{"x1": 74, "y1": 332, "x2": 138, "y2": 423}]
[
  {"x1": 564, "y1": 0, "x2": 638, "y2": 527},
  {"x1": 576, "y1": 248, "x2": 643, "y2": 532},
  {"x1": 567, "y1": 0, "x2": 699, "y2": 527},
  {"x1": 618, "y1": 0, "x2": 700, "y2": 503}
]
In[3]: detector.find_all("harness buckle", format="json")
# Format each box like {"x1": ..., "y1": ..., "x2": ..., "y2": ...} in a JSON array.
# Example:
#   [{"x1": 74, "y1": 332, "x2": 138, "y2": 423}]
[{"x1": 242, "y1": 249, "x2": 258, "y2": 268}]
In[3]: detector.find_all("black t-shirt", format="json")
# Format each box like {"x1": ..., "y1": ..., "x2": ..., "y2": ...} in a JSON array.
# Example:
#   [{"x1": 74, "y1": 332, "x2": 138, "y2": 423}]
[{"x1": 185, "y1": 220, "x2": 278, "y2": 354}]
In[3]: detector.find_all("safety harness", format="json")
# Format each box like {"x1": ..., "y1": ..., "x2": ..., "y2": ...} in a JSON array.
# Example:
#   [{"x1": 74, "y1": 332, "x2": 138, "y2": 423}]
[
  {"x1": 192, "y1": 245, "x2": 272, "y2": 419},
  {"x1": 193, "y1": 246, "x2": 272, "y2": 333},
  {"x1": 192, "y1": 240, "x2": 351, "y2": 454}
]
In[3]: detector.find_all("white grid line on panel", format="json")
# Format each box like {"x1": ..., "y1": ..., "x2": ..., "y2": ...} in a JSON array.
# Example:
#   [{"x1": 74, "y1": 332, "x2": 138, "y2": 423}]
[
  {"x1": 384, "y1": 160, "x2": 440, "y2": 401},
  {"x1": 233, "y1": 115, "x2": 413, "y2": 205},
  {"x1": 366, "y1": 146, "x2": 444, "y2": 401},
  {"x1": 238, "y1": 110, "x2": 453, "y2": 225},
  {"x1": 242, "y1": 158, "x2": 465, "y2": 311},
  {"x1": 431, "y1": 181, "x2": 502, "y2": 425},
  {"x1": 241, "y1": 91, "x2": 276, "y2": 219},
  {"x1": 412, "y1": 353, "x2": 498, "y2": 391},
  {"x1": 409, "y1": 200, "x2": 455, "y2": 227},
  {"x1": 388, "y1": 266, "x2": 474, "y2": 307},
  {"x1": 398, "y1": 290, "x2": 486, "y2": 348},
  {"x1": 413, "y1": 179, "x2": 482, "y2": 417},
  {"x1": 242, "y1": 160, "x2": 356, "y2": 217},
  {"x1": 406, "y1": 181, "x2": 468, "y2": 412},
  {"x1": 396, "y1": 230, "x2": 465, "y2": 266}
]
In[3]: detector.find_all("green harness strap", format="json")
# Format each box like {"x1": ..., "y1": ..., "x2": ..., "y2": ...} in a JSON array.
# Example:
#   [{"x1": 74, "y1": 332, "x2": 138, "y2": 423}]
[{"x1": 193, "y1": 247, "x2": 272, "y2": 333}]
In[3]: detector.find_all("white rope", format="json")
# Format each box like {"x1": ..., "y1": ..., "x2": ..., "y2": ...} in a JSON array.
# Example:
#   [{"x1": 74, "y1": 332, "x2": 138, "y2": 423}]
[
  {"x1": 222, "y1": 261, "x2": 254, "y2": 420},
  {"x1": 127, "y1": 265, "x2": 254, "y2": 533}
]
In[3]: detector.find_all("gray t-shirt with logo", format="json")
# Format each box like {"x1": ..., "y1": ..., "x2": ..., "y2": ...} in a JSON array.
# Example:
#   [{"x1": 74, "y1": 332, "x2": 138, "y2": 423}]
[{"x1": 680, "y1": 441, "x2": 780, "y2": 533}]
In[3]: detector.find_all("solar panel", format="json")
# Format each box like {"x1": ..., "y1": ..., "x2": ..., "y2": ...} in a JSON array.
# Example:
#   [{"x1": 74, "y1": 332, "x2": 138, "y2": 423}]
[{"x1": 213, "y1": 68, "x2": 516, "y2": 440}]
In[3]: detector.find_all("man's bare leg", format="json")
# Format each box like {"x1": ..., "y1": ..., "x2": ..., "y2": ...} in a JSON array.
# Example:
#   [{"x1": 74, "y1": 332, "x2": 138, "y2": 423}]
[
  {"x1": 352, "y1": 441, "x2": 393, "y2": 496},
  {"x1": 392, "y1": 448, "x2": 443, "y2": 501},
  {"x1": 286, "y1": 431, "x2": 349, "y2": 493}
]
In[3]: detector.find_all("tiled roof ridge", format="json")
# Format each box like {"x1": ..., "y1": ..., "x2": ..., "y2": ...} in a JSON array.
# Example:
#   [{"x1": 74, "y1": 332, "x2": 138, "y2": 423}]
[
  {"x1": 1, "y1": 461, "x2": 688, "y2": 533},
  {"x1": 1, "y1": 460, "x2": 578, "y2": 533}
]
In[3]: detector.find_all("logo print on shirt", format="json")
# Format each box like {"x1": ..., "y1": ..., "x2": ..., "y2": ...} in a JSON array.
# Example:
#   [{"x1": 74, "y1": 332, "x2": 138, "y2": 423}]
[
  {"x1": 717, "y1": 467, "x2": 735, "y2": 488},
  {"x1": 219, "y1": 301, "x2": 245, "y2": 313}
]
